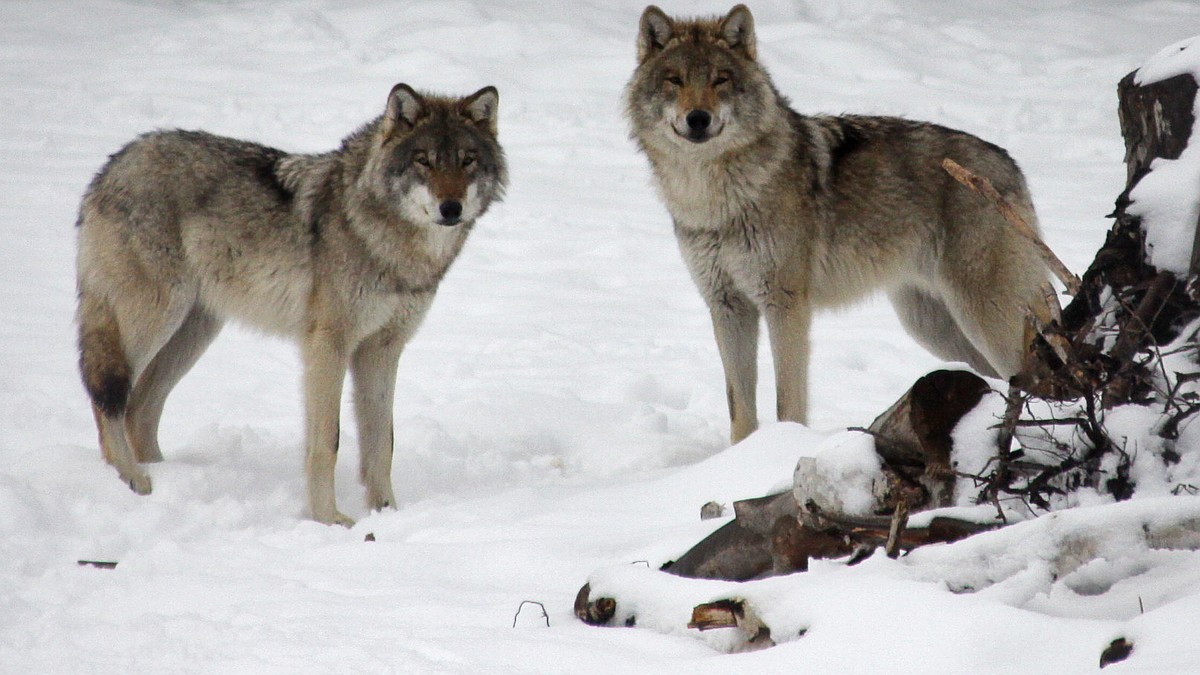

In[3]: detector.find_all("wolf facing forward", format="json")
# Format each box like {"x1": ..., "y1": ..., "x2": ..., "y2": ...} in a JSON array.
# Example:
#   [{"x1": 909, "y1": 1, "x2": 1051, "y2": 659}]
[
  {"x1": 76, "y1": 84, "x2": 506, "y2": 525},
  {"x1": 626, "y1": 5, "x2": 1048, "y2": 443}
]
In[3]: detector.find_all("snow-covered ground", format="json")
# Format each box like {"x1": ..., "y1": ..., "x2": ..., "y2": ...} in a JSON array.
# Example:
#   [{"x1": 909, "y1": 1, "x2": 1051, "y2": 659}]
[{"x1": 4, "y1": 0, "x2": 1200, "y2": 671}]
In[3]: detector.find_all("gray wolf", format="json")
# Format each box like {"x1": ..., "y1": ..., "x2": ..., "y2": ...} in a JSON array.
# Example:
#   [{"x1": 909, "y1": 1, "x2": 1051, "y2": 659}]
[
  {"x1": 76, "y1": 84, "x2": 506, "y2": 525},
  {"x1": 626, "y1": 5, "x2": 1047, "y2": 443}
]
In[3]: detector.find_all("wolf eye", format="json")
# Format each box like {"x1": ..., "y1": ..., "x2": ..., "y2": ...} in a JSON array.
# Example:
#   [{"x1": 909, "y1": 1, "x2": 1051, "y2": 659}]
[
  {"x1": 414, "y1": 152, "x2": 431, "y2": 168},
  {"x1": 664, "y1": 74, "x2": 683, "y2": 86},
  {"x1": 462, "y1": 152, "x2": 476, "y2": 168},
  {"x1": 713, "y1": 72, "x2": 731, "y2": 86}
]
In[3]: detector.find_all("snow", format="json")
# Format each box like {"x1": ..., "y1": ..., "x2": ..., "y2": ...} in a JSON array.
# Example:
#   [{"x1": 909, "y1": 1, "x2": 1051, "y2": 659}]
[
  {"x1": 793, "y1": 430, "x2": 885, "y2": 517},
  {"x1": 4, "y1": 0, "x2": 1200, "y2": 671}
]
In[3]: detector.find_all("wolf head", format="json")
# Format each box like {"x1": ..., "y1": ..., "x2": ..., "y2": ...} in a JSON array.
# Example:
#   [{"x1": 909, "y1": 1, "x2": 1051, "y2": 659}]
[
  {"x1": 367, "y1": 84, "x2": 507, "y2": 228},
  {"x1": 626, "y1": 5, "x2": 780, "y2": 154}
]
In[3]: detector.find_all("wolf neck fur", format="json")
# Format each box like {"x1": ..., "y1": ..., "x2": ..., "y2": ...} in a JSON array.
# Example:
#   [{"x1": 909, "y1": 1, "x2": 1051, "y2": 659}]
[
  {"x1": 644, "y1": 113, "x2": 794, "y2": 231},
  {"x1": 277, "y1": 122, "x2": 465, "y2": 293}
]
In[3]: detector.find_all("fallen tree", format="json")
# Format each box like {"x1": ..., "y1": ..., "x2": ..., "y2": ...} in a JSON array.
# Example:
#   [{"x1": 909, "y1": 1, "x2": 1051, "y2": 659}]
[{"x1": 576, "y1": 43, "x2": 1200, "y2": 660}]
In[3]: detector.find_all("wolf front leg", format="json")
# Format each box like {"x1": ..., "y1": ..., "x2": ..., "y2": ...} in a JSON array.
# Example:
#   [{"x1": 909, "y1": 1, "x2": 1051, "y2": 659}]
[
  {"x1": 710, "y1": 293, "x2": 761, "y2": 444},
  {"x1": 351, "y1": 325, "x2": 407, "y2": 512},
  {"x1": 302, "y1": 327, "x2": 354, "y2": 527},
  {"x1": 766, "y1": 300, "x2": 811, "y2": 426}
]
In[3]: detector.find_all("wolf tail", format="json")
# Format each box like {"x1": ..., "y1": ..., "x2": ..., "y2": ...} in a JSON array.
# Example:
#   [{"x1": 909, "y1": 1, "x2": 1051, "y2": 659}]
[{"x1": 77, "y1": 289, "x2": 131, "y2": 418}]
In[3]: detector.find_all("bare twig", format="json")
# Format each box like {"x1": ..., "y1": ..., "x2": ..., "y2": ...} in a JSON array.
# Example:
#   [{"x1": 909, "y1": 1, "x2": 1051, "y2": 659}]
[
  {"x1": 885, "y1": 502, "x2": 909, "y2": 559},
  {"x1": 513, "y1": 600, "x2": 550, "y2": 628},
  {"x1": 1023, "y1": 304, "x2": 1073, "y2": 365},
  {"x1": 942, "y1": 158, "x2": 1081, "y2": 295}
]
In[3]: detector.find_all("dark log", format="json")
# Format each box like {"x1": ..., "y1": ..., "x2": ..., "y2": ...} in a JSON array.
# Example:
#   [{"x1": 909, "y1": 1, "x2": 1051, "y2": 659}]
[
  {"x1": 858, "y1": 369, "x2": 990, "y2": 510},
  {"x1": 663, "y1": 492, "x2": 810, "y2": 581},
  {"x1": 1100, "y1": 637, "x2": 1134, "y2": 668},
  {"x1": 1062, "y1": 72, "x2": 1197, "y2": 351},
  {"x1": 689, "y1": 599, "x2": 775, "y2": 651},
  {"x1": 574, "y1": 583, "x2": 616, "y2": 626}
]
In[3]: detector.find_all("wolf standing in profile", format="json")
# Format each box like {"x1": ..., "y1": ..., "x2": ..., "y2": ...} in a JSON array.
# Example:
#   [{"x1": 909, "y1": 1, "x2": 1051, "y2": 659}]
[
  {"x1": 76, "y1": 84, "x2": 506, "y2": 525},
  {"x1": 627, "y1": 5, "x2": 1048, "y2": 444}
]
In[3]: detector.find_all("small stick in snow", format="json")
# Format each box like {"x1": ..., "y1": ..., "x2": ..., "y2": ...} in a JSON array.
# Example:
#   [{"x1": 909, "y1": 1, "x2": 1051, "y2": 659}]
[
  {"x1": 77, "y1": 560, "x2": 118, "y2": 570},
  {"x1": 942, "y1": 158, "x2": 1082, "y2": 295},
  {"x1": 885, "y1": 502, "x2": 909, "y2": 559},
  {"x1": 512, "y1": 600, "x2": 550, "y2": 628}
]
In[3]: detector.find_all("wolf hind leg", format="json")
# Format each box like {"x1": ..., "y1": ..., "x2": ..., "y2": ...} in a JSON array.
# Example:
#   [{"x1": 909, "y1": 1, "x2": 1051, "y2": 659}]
[
  {"x1": 125, "y1": 305, "x2": 224, "y2": 463},
  {"x1": 888, "y1": 285, "x2": 1000, "y2": 378},
  {"x1": 78, "y1": 282, "x2": 197, "y2": 493},
  {"x1": 78, "y1": 288, "x2": 148, "y2": 493}
]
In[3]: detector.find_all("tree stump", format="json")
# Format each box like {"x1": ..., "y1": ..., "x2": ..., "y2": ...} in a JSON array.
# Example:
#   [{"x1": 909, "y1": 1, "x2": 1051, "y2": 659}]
[{"x1": 1061, "y1": 71, "x2": 1198, "y2": 357}]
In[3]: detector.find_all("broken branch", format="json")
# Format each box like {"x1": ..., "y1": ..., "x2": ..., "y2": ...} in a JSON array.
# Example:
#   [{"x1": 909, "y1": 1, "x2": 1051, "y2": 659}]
[{"x1": 942, "y1": 158, "x2": 1082, "y2": 295}]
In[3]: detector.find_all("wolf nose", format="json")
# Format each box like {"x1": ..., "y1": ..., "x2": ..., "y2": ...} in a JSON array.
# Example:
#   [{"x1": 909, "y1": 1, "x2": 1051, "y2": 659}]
[
  {"x1": 686, "y1": 109, "x2": 712, "y2": 131},
  {"x1": 439, "y1": 200, "x2": 462, "y2": 224}
]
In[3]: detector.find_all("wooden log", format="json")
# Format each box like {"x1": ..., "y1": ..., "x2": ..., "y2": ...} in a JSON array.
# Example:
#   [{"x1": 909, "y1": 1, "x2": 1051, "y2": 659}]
[
  {"x1": 662, "y1": 492, "x2": 811, "y2": 581},
  {"x1": 573, "y1": 583, "x2": 617, "y2": 626},
  {"x1": 688, "y1": 599, "x2": 775, "y2": 651},
  {"x1": 1062, "y1": 71, "x2": 1197, "y2": 343}
]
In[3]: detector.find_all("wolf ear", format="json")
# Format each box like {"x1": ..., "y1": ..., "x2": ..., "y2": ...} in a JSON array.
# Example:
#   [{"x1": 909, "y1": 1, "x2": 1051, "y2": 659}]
[
  {"x1": 460, "y1": 86, "x2": 499, "y2": 135},
  {"x1": 382, "y1": 83, "x2": 425, "y2": 139},
  {"x1": 638, "y1": 5, "x2": 674, "y2": 63},
  {"x1": 719, "y1": 4, "x2": 756, "y2": 60}
]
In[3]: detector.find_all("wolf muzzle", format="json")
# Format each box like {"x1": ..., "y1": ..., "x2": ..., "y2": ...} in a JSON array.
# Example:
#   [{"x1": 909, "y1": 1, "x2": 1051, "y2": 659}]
[
  {"x1": 681, "y1": 109, "x2": 720, "y2": 143},
  {"x1": 438, "y1": 200, "x2": 463, "y2": 226}
]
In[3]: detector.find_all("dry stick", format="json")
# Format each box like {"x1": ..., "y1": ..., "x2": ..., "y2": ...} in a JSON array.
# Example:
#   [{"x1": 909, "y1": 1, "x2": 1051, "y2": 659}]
[
  {"x1": 885, "y1": 502, "x2": 909, "y2": 559},
  {"x1": 512, "y1": 600, "x2": 550, "y2": 628},
  {"x1": 1022, "y1": 305, "x2": 1072, "y2": 365},
  {"x1": 1103, "y1": 271, "x2": 1178, "y2": 408},
  {"x1": 942, "y1": 158, "x2": 1082, "y2": 295},
  {"x1": 1108, "y1": 271, "x2": 1176, "y2": 365},
  {"x1": 1041, "y1": 281, "x2": 1064, "y2": 323}
]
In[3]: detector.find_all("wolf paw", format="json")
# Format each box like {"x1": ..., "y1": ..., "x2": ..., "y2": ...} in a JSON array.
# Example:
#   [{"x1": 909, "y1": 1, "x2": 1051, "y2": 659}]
[
  {"x1": 314, "y1": 510, "x2": 356, "y2": 528},
  {"x1": 367, "y1": 490, "x2": 398, "y2": 512},
  {"x1": 126, "y1": 472, "x2": 153, "y2": 495}
]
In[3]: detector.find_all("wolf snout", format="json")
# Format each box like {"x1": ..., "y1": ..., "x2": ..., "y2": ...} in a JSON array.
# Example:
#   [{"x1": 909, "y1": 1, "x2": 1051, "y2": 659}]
[
  {"x1": 686, "y1": 109, "x2": 711, "y2": 132},
  {"x1": 438, "y1": 200, "x2": 463, "y2": 225},
  {"x1": 681, "y1": 109, "x2": 720, "y2": 142}
]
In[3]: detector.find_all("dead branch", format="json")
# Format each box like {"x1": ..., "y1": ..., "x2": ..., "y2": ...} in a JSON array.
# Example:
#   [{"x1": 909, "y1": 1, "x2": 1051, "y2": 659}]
[
  {"x1": 943, "y1": 158, "x2": 1082, "y2": 295},
  {"x1": 574, "y1": 584, "x2": 617, "y2": 626},
  {"x1": 885, "y1": 502, "x2": 909, "y2": 559},
  {"x1": 688, "y1": 599, "x2": 775, "y2": 650},
  {"x1": 513, "y1": 600, "x2": 550, "y2": 628}
]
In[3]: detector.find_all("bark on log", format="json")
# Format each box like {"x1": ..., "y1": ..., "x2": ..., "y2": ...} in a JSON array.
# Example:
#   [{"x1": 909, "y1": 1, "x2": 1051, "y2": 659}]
[
  {"x1": 1061, "y1": 71, "x2": 1198, "y2": 355},
  {"x1": 658, "y1": 371, "x2": 991, "y2": 581}
]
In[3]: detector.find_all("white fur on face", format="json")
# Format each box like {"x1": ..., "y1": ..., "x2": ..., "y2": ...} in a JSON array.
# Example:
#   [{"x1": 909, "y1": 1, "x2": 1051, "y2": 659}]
[
  {"x1": 459, "y1": 183, "x2": 482, "y2": 223},
  {"x1": 399, "y1": 181, "x2": 484, "y2": 228},
  {"x1": 657, "y1": 101, "x2": 733, "y2": 152},
  {"x1": 668, "y1": 104, "x2": 729, "y2": 142},
  {"x1": 400, "y1": 184, "x2": 443, "y2": 227}
]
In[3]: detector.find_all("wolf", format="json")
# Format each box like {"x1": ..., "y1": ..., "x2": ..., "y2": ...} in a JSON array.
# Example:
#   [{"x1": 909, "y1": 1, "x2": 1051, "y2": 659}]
[
  {"x1": 76, "y1": 83, "x2": 506, "y2": 525},
  {"x1": 626, "y1": 5, "x2": 1048, "y2": 444}
]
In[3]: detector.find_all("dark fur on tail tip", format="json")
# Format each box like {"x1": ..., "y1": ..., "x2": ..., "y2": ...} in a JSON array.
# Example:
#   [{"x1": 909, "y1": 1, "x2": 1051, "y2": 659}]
[{"x1": 84, "y1": 367, "x2": 130, "y2": 418}]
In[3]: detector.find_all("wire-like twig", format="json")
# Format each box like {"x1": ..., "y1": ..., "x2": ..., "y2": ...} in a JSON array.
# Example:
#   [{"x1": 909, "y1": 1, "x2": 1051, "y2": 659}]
[{"x1": 513, "y1": 600, "x2": 550, "y2": 628}]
